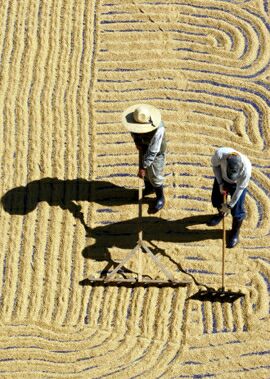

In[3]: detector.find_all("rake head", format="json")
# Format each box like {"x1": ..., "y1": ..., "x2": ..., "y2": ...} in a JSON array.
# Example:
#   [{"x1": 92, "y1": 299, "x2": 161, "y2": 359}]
[
  {"x1": 188, "y1": 287, "x2": 245, "y2": 303},
  {"x1": 80, "y1": 277, "x2": 190, "y2": 288}
]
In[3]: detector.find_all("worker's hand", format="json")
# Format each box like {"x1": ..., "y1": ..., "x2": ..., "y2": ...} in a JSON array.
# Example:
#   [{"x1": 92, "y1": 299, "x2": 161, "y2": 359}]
[
  {"x1": 138, "y1": 168, "x2": 146, "y2": 178},
  {"x1": 220, "y1": 203, "x2": 231, "y2": 215},
  {"x1": 219, "y1": 184, "x2": 227, "y2": 195}
]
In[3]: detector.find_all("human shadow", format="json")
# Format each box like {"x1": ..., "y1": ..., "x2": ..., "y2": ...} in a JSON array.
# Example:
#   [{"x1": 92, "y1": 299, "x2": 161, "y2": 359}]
[
  {"x1": 1, "y1": 177, "x2": 138, "y2": 233},
  {"x1": 83, "y1": 214, "x2": 222, "y2": 254},
  {"x1": 81, "y1": 216, "x2": 241, "y2": 301},
  {"x1": 82, "y1": 214, "x2": 222, "y2": 283}
]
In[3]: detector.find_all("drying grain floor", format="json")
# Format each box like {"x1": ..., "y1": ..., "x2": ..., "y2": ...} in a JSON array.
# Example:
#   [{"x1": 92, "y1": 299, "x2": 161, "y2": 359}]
[{"x1": 0, "y1": 0, "x2": 269, "y2": 377}]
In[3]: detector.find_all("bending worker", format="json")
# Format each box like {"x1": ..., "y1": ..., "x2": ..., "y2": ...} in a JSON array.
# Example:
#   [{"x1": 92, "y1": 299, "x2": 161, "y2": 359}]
[
  {"x1": 207, "y1": 147, "x2": 252, "y2": 248},
  {"x1": 122, "y1": 104, "x2": 166, "y2": 213}
]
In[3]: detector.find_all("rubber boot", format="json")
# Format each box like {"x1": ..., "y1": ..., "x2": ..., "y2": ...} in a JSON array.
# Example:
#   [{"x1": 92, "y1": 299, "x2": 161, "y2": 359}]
[
  {"x1": 143, "y1": 180, "x2": 154, "y2": 197},
  {"x1": 227, "y1": 218, "x2": 243, "y2": 248},
  {"x1": 207, "y1": 211, "x2": 224, "y2": 226},
  {"x1": 153, "y1": 185, "x2": 165, "y2": 212}
]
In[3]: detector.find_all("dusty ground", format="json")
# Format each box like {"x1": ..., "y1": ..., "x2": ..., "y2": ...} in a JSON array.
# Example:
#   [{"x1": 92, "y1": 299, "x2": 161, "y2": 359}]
[{"x1": 0, "y1": 0, "x2": 269, "y2": 377}]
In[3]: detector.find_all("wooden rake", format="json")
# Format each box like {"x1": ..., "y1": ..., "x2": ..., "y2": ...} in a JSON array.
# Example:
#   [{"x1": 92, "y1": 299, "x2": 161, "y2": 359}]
[
  {"x1": 85, "y1": 178, "x2": 190, "y2": 288},
  {"x1": 189, "y1": 193, "x2": 245, "y2": 303}
]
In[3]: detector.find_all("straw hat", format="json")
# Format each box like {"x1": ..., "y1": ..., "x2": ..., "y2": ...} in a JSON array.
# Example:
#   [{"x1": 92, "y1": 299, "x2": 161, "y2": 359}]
[{"x1": 122, "y1": 104, "x2": 161, "y2": 133}]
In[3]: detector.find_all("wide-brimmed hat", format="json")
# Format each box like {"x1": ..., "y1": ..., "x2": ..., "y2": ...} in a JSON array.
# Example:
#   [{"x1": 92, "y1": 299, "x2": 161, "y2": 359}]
[
  {"x1": 226, "y1": 153, "x2": 243, "y2": 181},
  {"x1": 122, "y1": 104, "x2": 161, "y2": 133}
]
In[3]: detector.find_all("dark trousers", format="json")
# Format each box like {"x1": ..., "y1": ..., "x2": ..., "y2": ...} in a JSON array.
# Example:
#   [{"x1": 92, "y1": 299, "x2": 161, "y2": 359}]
[{"x1": 211, "y1": 179, "x2": 247, "y2": 221}]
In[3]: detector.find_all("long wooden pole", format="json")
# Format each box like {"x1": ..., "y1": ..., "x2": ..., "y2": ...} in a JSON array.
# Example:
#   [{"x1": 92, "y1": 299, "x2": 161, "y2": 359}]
[
  {"x1": 221, "y1": 193, "x2": 227, "y2": 290},
  {"x1": 138, "y1": 178, "x2": 143, "y2": 281}
]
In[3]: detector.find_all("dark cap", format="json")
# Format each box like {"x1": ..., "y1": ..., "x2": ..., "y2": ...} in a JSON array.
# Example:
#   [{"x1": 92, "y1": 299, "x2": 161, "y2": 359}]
[{"x1": 226, "y1": 154, "x2": 242, "y2": 181}]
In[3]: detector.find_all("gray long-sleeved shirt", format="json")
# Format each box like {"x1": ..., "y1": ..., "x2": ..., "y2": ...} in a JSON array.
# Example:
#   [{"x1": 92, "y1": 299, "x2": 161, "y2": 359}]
[{"x1": 211, "y1": 147, "x2": 252, "y2": 208}]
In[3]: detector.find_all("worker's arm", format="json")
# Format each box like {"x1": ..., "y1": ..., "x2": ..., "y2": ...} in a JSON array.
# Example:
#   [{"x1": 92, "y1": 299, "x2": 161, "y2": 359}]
[
  {"x1": 211, "y1": 152, "x2": 223, "y2": 185},
  {"x1": 142, "y1": 125, "x2": 164, "y2": 168}
]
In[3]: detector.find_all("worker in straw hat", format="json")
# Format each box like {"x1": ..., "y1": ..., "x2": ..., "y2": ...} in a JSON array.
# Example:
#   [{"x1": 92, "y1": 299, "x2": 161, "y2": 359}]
[
  {"x1": 207, "y1": 147, "x2": 252, "y2": 248},
  {"x1": 122, "y1": 104, "x2": 166, "y2": 213}
]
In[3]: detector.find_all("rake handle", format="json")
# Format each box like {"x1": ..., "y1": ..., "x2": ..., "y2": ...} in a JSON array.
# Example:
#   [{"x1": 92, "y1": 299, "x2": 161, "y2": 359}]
[
  {"x1": 138, "y1": 178, "x2": 143, "y2": 240},
  {"x1": 138, "y1": 177, "x2": 144, "y2": 281},
  {"x1": 221, "y1": 192, "x2": 227, "y2": 290}
]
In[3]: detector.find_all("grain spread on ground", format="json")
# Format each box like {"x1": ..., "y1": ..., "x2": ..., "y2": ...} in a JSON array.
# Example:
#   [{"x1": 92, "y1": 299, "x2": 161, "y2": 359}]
[{"x1": 0, "y1": 0, "x2": 269, "y2": 377}]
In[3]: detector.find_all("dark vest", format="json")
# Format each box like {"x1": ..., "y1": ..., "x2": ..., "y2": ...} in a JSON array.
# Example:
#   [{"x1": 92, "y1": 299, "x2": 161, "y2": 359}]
[{"x1": 132, "y1": 122, "x2": 166, "y2": 154}]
